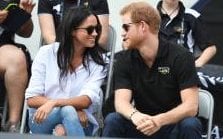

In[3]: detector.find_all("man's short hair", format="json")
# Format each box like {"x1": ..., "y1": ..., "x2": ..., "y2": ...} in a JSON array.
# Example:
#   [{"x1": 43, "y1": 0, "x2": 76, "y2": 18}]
[{"x1": 120, "y1": 1, "x2": 161, "y2": 34}]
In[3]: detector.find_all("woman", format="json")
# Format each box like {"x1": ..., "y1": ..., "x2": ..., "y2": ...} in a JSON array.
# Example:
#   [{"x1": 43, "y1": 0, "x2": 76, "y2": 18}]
[
  {"x1": 0, "y1": 0, "x2": 35, "y2": 132},
  {"x1": 25, "y1": 6, "x2": 107, "y2": 136},
  {"x1": 157, "y1": 0, "x2": 216, "y2": 68},
  {"x1": 38, "y1": 0, "x2": 109, "y2": 48}
]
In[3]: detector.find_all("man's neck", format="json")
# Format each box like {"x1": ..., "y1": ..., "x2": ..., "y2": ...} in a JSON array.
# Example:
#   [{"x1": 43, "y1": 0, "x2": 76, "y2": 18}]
[{"x1": 138, "y1": 36, "x2": 159, "y2": 68}]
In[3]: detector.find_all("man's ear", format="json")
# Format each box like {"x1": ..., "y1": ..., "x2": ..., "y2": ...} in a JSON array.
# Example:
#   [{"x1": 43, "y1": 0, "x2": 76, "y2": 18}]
[{"x1": 141, "y1": 21, "x2": 148, "y2": 33}]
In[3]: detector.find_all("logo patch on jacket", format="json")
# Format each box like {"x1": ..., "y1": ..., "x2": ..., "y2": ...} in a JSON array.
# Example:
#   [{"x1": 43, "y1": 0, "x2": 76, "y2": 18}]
[{"x1": 158, "y1": 67, "x2": 170, "y2": 75}]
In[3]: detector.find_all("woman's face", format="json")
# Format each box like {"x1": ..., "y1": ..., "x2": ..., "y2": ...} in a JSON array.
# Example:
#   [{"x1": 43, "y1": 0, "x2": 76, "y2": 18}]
[{"x1": 72, "y1": 15, "x2": 100, "y2": 48}]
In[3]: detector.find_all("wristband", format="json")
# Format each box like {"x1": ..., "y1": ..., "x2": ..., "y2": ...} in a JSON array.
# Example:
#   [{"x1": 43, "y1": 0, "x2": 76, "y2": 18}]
[{"x1": 129, "y1": 109, "x2": 138, "y2": 120}]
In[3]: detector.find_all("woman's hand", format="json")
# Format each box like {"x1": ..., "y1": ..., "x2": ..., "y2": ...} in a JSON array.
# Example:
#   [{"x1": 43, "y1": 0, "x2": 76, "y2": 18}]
[
  {"x1": 77, "y1": 110, "x2": 88, "y2": 127},
  {"x1": 34, "y1": 100, "x2": 56, "y2": 124},
  {"x1": 19, "y1": 0, "x2": 35, "y2": 13}
]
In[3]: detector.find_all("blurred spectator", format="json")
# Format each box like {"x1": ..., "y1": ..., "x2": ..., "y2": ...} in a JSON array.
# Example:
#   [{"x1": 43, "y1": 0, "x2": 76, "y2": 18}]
[
  {"x1": 0, "y1": 0, "x2": 35, "y2": 132},
  {"x1": 157, "y1": 0, "x2": 216, "y2": 68}
]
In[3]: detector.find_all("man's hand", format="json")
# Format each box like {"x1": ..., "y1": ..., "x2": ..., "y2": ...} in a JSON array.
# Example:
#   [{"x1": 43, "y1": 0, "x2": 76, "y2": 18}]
[
  {"x1": 77, "y1": 110, "x2": 88, "y2": 127},
  {"x1": 130, "y1": 111, "x2": 151, "y2": 127},
  {"x1": 136, "y1": 114, "x2": 163, "y2": 136},
  {"x1": 34, "y1": 100, "x2": 56, "y2": 124},
  {"x1": 0, "y1": 10, "x2": 8, "y2": 24},
  {"x1": 131, "y1": 111, "x2": 161, "y2": 136},
  {"x1": 19, "y1": 0, "x2": 35, "y2": 13}
]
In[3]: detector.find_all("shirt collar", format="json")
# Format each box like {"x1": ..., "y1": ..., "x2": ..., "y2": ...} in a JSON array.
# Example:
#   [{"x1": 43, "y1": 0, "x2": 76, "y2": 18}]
[{"x1": 131, "y1": 38, "x2": 168, "y2": 60}]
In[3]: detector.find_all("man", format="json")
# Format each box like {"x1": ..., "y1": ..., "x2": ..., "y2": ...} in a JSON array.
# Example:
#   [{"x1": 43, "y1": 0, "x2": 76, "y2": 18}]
[
  {"x1": 157, "y1": 0, "x2": 216, "y2": 68},
  {"x1": 0, "y1": 0, "x2": 35, "y2": 132},
  {"x1": 102, "y1": 2, "x2": 202, "y2": 139},
  {"x1": 38, "y1": 0, "x2": 109, "y2": 48}
]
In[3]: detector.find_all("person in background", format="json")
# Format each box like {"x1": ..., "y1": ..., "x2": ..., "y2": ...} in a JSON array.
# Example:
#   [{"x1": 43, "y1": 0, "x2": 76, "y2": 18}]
[
  {"x1": 0, "y1": 0, "x2": 35, "y2": 132},
  {"x1": 102, "y1": 2, "x2": 202, "y2": 139},
  {"x1": 157, "y1": 0, "x2": 216, "y2": 68},
  {"x1": 25, "y1": 6, "x2": 107, "y2": 136},
  {"x1": 38, "y1": 0, "x2": 109, "y2": 48}
]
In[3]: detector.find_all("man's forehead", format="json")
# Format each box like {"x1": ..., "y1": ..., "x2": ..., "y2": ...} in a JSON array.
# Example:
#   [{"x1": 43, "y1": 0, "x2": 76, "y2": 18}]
[{"x1": 121, "y1": 13, "x2": 132, "y2": 22}]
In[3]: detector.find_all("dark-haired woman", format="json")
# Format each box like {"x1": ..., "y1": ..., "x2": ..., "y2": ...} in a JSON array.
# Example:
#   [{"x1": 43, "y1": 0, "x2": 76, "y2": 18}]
[
  {"x1": 25, "y1": 6, "x2": 107, "y2": 136},
  {"x1": 38, "y1": 0, "x2": 109, "y2": 48}
]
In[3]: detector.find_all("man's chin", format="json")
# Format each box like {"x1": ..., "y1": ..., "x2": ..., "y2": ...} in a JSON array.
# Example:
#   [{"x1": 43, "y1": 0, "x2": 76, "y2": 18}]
[{"x1": 123, "y1": 45, "x2": 136, "y2": 50}]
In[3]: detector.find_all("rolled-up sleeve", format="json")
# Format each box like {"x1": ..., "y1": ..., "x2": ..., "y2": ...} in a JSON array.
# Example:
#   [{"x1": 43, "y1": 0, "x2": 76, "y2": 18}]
[
  {"x1": 79, "y1": 64, "x2": 107, "y2": 108},
  {"x1": 25, "y1": 47, "x2": 47, "y2": 99}
]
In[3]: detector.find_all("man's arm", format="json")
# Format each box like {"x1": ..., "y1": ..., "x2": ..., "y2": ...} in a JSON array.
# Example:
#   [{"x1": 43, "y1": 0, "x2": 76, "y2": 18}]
[
  {"x1": 136, "y1": 86, "x2": 199, "y2": 136},
  {"x1": 38, "y1": 14, "x2": 56, "y2": 44},
  {"x1": 195, "y1": 45, "x2": 216, "y2": 67},
  {"x1": 98, "y1": 15, "x2": 109, "y2": 48},
  {"x1": 115, "y1": 89, "x2": 152, "y2": 127},
  {"x1": 115, "y1": 89, "x2": 135, "y2": 119},
  {"x1": 152, "y1": 86, "x2": 199, "y2": 127}
]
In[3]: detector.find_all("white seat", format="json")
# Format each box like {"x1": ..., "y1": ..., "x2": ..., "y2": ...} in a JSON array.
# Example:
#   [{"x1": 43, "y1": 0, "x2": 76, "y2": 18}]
[
  {"x1": 20, "y1": 99, "x2": 27, "y2": 134},
  {"x1": 104, "y1": 25, "x2": 117, "y2": 101},
  {"x1": 198, "y1": 89, "x2": 214, "y2": 139}
]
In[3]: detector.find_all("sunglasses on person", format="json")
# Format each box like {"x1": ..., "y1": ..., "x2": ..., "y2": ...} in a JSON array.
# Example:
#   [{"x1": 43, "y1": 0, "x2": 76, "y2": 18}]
[
  {"x1": 122, "y1": 22, "x2": 140, "y2": 32},
  {"x1": 75, "y1": 25, "x2": 101, "y2": 35}
]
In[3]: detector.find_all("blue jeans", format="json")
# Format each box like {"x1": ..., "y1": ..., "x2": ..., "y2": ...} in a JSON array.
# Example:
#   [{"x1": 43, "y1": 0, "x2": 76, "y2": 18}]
[
  {"x1": 102, "y1": 112, "x2": 202, "y2": 139},
  {"x1": 28, "y1": 106, "x2": 93, "y2": 136}
]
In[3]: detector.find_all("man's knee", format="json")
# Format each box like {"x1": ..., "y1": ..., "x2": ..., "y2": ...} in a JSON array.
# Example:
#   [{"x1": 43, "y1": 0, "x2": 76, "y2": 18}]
[
  {"x1": 104, "y1": 112, "x2": 124, "y2": 127},
  {"x1": 179, "y1": 117, "x2": 202, "y2": 132}
]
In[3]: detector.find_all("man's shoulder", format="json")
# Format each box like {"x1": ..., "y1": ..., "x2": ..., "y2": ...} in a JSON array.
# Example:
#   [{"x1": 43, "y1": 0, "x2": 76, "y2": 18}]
[
  {"x1": 162, "y1": 40, "x2": 192, "y2": 57},
  {"x1": 115, "y1": 49, "x2": 137, "y2": 60}
]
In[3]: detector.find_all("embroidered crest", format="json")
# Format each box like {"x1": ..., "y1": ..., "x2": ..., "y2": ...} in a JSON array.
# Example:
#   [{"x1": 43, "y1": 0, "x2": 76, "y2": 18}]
[{"x1": 158, "y1": 67, "x2": 170, "y2": 75}]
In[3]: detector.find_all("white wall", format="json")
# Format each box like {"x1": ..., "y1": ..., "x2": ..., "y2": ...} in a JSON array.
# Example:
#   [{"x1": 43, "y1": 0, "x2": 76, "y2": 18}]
[{"x1": 15, "y1": 0, "x2": 197, "y2": 59}]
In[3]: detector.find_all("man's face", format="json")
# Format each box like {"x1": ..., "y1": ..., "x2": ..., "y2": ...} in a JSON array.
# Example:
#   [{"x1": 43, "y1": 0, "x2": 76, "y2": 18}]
[{"x1": 121, "y1": 13, "x2": 142, "y2": 49}]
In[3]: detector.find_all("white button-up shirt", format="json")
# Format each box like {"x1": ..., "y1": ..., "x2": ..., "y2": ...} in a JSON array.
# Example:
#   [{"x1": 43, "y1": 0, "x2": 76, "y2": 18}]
[{"x1": 25, "y1": 42, "x2": 107, "y2": 134}]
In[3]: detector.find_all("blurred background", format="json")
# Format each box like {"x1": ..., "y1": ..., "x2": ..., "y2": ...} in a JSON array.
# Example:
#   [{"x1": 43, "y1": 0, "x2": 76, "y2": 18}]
[{"x1": 15, "y1": 0, "x2": 223, "y2": 65}]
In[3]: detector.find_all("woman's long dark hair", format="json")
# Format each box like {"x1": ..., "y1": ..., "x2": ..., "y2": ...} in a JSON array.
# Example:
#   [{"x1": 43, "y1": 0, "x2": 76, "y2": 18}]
[{"x1": 56, "y1": 6, "x2": 106, "y2": 80}]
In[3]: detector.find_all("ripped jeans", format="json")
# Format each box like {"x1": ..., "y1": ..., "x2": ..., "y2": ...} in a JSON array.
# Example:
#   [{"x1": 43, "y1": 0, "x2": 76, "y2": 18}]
[{"x1": 28, "y1": 106, "x2": 93, "y2": 136}]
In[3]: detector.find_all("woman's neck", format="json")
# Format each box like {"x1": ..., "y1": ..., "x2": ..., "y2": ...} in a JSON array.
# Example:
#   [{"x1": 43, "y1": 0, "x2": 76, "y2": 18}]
[{"x1": 161, "y1": 1, "x2": 179, "y2": 18}]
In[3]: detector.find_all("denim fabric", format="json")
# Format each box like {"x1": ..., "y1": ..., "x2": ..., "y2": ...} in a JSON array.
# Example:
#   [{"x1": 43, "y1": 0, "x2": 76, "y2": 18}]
[
  {"x1": 28, "y1": 106, "x2": 93, "y2": 136},
  {"x1": 102, "y1": 112, "x2": 202, "y2": 139}
]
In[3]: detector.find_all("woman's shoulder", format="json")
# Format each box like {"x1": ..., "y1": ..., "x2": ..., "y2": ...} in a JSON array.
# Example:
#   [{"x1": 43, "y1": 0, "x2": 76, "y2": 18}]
[{"x1": 37, "y1": 42, "x2": 59, "y2": 56}]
